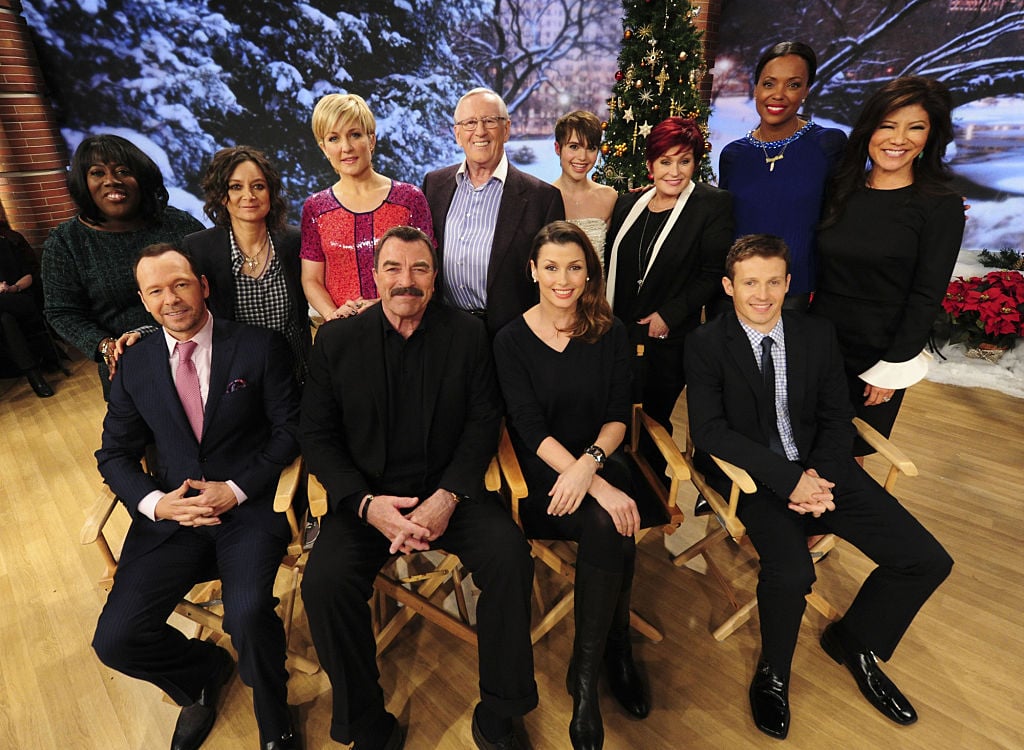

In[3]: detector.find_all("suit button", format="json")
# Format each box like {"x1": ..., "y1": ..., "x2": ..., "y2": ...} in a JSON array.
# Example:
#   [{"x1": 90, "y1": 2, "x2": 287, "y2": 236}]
[{"x1": 199, "y1": 456, "x2": 207, "y2": 464}]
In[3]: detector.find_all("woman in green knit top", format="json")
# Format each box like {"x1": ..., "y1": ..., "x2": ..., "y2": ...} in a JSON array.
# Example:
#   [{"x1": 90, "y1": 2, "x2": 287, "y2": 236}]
[{"x1": 42, "y1": 134, "x2": 203, "y2": 397}]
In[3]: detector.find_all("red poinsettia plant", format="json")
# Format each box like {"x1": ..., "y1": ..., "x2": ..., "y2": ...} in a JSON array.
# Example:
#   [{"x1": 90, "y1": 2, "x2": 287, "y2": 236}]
[{"x1": 941, "y1": 270, "x2": 1024, "y2": 349}]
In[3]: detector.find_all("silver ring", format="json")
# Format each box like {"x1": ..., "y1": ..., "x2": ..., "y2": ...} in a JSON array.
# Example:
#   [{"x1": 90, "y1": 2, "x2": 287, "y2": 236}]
[
  {"x1": 658, "y1": 334, "x2": 667, "y2": 339},
  {"x1": 882, "y1": 397, "x2": 891, "y2": 402}
]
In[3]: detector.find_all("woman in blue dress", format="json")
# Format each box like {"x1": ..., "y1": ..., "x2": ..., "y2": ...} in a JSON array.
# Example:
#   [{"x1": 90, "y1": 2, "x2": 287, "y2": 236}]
[{"x1": 719, "y1": 41, "x2": 846, "y2": 309}]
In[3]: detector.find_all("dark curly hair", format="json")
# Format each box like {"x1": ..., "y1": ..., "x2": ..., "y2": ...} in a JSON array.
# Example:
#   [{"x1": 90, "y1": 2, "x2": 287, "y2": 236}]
[
  {"x1": 529, "y1": 221, "x2": 612, "y2": 343},
  {"x1": 199, "y1": 146, "x2": 287, "y2": 232},
  {"x1": 68, "y1": 134, "x2": 168, "y2": 226}
]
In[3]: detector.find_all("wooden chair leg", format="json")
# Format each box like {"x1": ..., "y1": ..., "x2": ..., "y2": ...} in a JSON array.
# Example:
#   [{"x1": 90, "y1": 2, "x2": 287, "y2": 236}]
[
  {"x1": 628, "y1": 609, "x2": 663, "y2": 643},
  {"x1": 530, "y1": 591, "x2": 575, "y2": 644}
]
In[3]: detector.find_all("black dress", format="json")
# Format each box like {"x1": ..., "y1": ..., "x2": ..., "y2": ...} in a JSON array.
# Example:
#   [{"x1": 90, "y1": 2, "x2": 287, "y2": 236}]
[
  {"x1": 812, "y1": 185, "x2": 965, "y2": 447},
  {"x1": 494, "y1": 316, "x2": 636, "y2": 565}
]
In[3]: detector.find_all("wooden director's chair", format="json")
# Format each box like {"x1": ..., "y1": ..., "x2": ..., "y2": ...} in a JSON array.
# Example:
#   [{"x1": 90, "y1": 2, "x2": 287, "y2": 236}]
[
  {"x1": 305, "y1": 472, "x2": 478, "y2": 653},
  {"x1": 80, "y1": 455, "x2": 319, "y2": 675},
  {"x1": 675, "y1": 417, "x2": 919, "y2": 641},
  {"x1": 493, "y1": 407, "x2": 688, "y2": 646}
]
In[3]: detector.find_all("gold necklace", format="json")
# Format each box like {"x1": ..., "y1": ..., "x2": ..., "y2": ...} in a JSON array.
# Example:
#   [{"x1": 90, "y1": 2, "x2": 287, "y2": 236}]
[{"x1": 241, "y1": 234, "x2": 270, "y2": 273}]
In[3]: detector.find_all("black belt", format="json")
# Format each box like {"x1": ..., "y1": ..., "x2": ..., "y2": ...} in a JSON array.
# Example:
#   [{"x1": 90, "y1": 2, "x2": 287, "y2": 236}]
[{"x1": 465, "y1": 309, "x2": 488, "y2": 323}]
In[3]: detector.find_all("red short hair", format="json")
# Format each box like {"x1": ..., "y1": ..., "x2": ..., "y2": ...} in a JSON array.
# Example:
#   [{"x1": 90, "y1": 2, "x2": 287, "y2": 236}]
[{"x1": 645, "y1": 117, "x2": 705, "y2": 164}]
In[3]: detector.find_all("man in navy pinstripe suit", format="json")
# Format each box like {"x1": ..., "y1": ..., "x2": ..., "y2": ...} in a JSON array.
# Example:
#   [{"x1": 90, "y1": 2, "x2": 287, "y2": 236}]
[{"x1": 93, "y1": 244, "x2": 300, "y2": 750}]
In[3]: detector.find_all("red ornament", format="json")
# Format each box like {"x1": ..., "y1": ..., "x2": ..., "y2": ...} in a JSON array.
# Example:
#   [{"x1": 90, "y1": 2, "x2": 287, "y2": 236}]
[{"x1": 615, "y1": 70, "x2": 624, "y2": 82}]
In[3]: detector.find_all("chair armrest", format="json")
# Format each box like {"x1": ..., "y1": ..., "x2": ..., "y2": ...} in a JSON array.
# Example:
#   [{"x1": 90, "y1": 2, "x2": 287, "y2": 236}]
[
  {"x1": 81, "y1": 487, "x2": 119, "y2": 545},
  {"x1": 853, "y1": 418, "x2": 918, "y2": 477},
  {"x1": 307, "y1": 473, "x2": 329, "y2": 519},
  {"x1": 638, "y1": 411, "x2": 690, "y2": 481},
  {"x1": 273, "y1": 457, "x2": 303, "y2": 513},
  {"x1": 710, "y1": 455, "x2": 758, "y2": 494},
  {"x1": 497, "y1": 428, "x2": 528, "y2": 503}
]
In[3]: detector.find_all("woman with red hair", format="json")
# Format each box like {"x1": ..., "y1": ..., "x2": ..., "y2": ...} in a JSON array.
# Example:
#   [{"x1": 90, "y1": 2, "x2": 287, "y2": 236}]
[{"x1": 605, "y1": 117, "x2": 733, "y2": 430}]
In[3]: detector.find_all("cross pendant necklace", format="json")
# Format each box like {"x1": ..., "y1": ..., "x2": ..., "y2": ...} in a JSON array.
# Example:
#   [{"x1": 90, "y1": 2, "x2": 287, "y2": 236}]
[{"x1": 761, "y1": 143, "x2": 788, "y2": 172}]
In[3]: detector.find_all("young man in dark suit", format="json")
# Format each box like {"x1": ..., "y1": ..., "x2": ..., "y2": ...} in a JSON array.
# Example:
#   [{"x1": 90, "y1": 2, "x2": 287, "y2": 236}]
[
  {"x1": 685, "y1": 234, "x2": 952, "y2": 740},
  {"x1": 94, "y1": 244, "x2": 300, "y2": 750},
  {"x1": 423, "y1": 87, "x2": 564, "y2": 334},
  {"x1": 299, "y1": 225, "x2": 536, "y2": 750}
]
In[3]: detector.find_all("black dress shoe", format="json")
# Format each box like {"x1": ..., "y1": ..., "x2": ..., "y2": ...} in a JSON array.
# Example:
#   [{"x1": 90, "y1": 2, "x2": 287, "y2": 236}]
[
  {"x1": 693, "y1": 494, "x2": 712, "y2": 516},
  {"x1": 820, "y1": 622, "x2": 917, "y2": 725},
  {"x1": 170, "y1": 646, "x2": 234, "y2": 750},
  {"x1": 471, "y1": 706, "x2": 521, "y2": 750},
  {"x1": 749, "y1": 660, "x2": 790, "y2": 740},
  {"x1": 353, "y1": 718, "x2": 404, "y2": 750},
  {"x1": 26, "y1": 368, "x2": 54, "y2": 398},
  {"x1": 264, "y1": 729, "x2": 301, "y2": 750}
]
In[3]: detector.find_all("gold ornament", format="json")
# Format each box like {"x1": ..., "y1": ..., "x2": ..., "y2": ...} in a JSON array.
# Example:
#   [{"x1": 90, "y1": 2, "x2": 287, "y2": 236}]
[
  {"x1": 636, "y1": 23, "x2": 654, "y2": 39},
  {"x1": 679, "y1": 50, "x2": 688, "y2": 61},
  {"x1": 601, "y1": 142, "x2": 610, "y2": 155},
  {"x1": 655, "y1": 66, "x2": 670, "y2": 94},
  {"x1": 613, "y1": 143, "x2": 627, "y2": 157},
  {"x1": 624, "y1": 28, "x2": 633, "y2": 40}
]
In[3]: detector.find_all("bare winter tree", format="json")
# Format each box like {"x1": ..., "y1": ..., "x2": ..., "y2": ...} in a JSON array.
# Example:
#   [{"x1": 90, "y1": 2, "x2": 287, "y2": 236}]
[{"x1": 453, "y1": 0, "x2": 620, "y2": 113}]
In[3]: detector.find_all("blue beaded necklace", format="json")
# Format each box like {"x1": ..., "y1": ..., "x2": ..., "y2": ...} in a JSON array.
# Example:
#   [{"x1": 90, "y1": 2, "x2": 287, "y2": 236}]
[{"x1": 743, "y1": 119, "x2": 815, "y2": 172}]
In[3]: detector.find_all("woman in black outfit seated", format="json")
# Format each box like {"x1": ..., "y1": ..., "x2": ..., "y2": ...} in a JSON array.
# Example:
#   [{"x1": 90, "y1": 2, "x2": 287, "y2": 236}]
[
  {"x1": 493, "y1": 221, "x2": 646, "y2": 750},
  {"x1": 0, "y1": 220, "x2": 54, "y2": 397},
  {"x1": 183, "y1": 146, "x2": 310, "y2": 384}
]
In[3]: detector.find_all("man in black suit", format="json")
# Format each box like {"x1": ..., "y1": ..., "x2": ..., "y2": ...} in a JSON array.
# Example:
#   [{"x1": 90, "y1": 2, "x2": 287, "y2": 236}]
[
  {"x1": 93, "y1": 244, "x2": 300, "y2": 750},
  {"x1": 685, "y1": 235, "x2": 952, "y2": 740},
  {"x1": 300, "y1": 226, "x2": 535, "y2": 750},
  {"x1": 423, "y1": 87, "x2": 564, "y2": 334}
]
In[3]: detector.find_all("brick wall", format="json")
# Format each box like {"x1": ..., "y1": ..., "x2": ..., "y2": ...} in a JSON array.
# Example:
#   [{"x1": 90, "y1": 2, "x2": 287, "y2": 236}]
[{"x1": 0, "y1": 0, "x2": 75, "y2": 255}]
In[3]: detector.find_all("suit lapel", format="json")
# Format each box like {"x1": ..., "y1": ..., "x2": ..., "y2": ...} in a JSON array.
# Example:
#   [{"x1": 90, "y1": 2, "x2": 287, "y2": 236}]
[
  {"x1": 488, "y1": 168, "x2": 524, "y2": 290},
  {"x1": 363, "y1": 308, "x2": 389, "y2": 439},
  {"x1": 202, "y1": 318, "x2": 237, "y2": 442},
  {"x1": 782, "y1": 312, "x2": 808, "y2": 447}
]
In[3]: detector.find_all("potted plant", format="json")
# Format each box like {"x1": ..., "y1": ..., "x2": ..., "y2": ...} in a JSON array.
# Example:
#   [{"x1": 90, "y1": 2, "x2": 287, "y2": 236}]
[{"x1": 940, "y1": 270, "x2": 1024, "y2": 362}]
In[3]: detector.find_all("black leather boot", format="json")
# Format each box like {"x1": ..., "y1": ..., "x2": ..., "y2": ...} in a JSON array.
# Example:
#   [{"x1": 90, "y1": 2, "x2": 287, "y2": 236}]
[
  {"x1": 604, "y1": 576, "x2": 649, "y2": 719},
  {"x1": 566, "y1": 562, "x2": 621, "y2": 750},
  {"x1": 26, "y1": 368, "x2": 54, "y2": 398}
]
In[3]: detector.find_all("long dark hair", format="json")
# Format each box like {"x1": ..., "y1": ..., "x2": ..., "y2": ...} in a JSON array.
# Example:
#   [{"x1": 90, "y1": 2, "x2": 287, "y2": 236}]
[
  {"x1": 822, "y1": 76, "x2": 956, "y2": 227},
  {"x1": 529, "y1": 221, "x2": 612, "y2": 344},
  {"x1": 68, "y1": 134, "x2": 168, "y2": 226},
  {"x1": 200, "y1": 146, "x2": 287, "y2": 231}
]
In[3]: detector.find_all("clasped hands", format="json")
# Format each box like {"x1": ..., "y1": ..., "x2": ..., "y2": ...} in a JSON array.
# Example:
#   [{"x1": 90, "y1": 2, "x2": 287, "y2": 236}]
[
  {"x1": 367, "y1": 489, "x2": 458, "y2": 555},
  {"x1": 547, "y1": 455, "x2": 640, "y2": 537},
  {"x1": 155, "y1": 479, "x2": 238, "y2": 526},
  {"x1": 787, "y1": 468, "x2": 836, "y2": 517}
]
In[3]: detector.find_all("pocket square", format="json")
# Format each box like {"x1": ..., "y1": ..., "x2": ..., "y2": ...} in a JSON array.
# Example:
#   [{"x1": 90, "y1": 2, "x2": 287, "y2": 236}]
[{"x1": 225, "y1": 378, "x2": 248, "y2": 393}]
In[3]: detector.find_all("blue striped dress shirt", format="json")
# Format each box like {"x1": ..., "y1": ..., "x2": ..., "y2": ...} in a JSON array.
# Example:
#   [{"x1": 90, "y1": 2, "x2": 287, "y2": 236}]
[
  {"x1": 442, "y1": 156, "x2": 508, "y2": 310},
  {"x1": 738, "y1": 318, "x2": 800, "y2": 461}
]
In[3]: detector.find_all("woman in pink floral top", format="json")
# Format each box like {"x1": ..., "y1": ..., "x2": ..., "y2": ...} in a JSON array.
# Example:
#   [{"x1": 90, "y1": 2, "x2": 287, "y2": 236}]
[{"x1": 300, "y1": 94, "x2": 434, "y2": 321}]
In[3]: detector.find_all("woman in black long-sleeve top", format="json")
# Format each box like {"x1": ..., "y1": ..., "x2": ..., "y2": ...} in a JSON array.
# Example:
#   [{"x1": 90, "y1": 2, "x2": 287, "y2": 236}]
[
  {"x1": 811, "y1": 77, "x2": 965, "y2": 455},
  {"x1": 605, "y1": 117, "x2": 733, "y2": 431},
  {"x1": 495, "y1": 222, "x2": 647, "y2": 750}
]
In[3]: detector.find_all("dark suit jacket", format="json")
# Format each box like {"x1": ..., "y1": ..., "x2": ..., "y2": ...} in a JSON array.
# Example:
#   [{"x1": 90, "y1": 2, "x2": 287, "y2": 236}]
[
  {"x1": 96, "y1": 317, "x2": 301, "y2": 564},
  {"x1": 422, "y1": 161, "x2": 564, "y2": 332},
  {"x1": 300, "y1": 301, "x2": 502, "y2": 515},
  {"x1": 608, "y1": 182, "x2": 733, "y2": 337},
  {"x1": 684, "y1": 311, "x2": 855, "y2": 501},
  {"x1": 181, "y1": 225, "x2": 311, "y2": 363}
]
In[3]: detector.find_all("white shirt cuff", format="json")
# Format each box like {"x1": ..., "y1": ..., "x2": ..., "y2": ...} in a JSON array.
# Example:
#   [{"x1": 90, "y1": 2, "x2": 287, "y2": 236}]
[
  {"x1": 227, "y1": 480, "x2": 247, "y2": 505},
  {"x1": 859, "y1": 351, "x2": 932, "y2": 390},
  {"x1": 138, "y1": 490, "x2": 164, "y2": 521}
]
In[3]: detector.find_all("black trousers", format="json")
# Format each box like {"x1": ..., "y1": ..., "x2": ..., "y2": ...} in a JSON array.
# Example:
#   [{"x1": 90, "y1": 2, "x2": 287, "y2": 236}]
[
  {"x1": 0, "y1": 292, "x2": 49, "y2": 371},
  {"x1": 635, "y1": 334, "x2": 686, "y2": 434},
  {"x1": 302, "y1": 492, "x2": 537, "y2": 745},
  {"x1": 731, "y1": 464, "x2": 952, "y2": 674},
  {"x1": 92, "y1": 522, "x2": 291, "y2": 741}
]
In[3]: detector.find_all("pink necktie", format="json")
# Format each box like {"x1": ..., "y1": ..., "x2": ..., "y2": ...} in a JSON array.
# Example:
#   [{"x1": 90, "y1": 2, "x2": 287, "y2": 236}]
[{"x1": 175, "y1": 340, "x2": 204, "y2": 440}]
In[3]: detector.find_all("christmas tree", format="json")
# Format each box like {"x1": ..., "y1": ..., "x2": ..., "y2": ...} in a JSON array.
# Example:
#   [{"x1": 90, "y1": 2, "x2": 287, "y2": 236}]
[{"x1": 596, "y1": 0, "x2": 712, "y2": 190}]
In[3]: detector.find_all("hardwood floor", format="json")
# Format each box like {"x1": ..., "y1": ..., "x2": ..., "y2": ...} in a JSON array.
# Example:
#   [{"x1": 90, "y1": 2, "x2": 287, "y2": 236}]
[{"x1": 1, "y1": 359, "x2": 1021, "y2": 749}]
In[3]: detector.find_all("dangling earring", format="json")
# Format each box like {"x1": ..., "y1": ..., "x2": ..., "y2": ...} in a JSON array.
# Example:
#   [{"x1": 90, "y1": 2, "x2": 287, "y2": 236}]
[
  {"x1": 531, "y1": 275, "x2": 537, "y2": 283},
  {"x1": 586, "y1": 277, "x2": 591, "y2": 282},
  {"x1": 916, "y1": 151, "x2": 924, "y2": 161}
]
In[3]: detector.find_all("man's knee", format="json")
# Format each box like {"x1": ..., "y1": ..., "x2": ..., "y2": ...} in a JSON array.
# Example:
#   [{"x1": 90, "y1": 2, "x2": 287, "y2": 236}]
[
  {"x1": 92, "y1": 609, "x2": 134, "y2": 672},
  {"x1": 759, "y1": 554, "x2": 817, "y2": 598}
]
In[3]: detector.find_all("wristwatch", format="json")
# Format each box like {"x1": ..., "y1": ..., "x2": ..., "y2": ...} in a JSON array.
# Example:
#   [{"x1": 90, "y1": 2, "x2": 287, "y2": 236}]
[{"x1": 584, "y1": 444, "x2": 607, "y2": 470}]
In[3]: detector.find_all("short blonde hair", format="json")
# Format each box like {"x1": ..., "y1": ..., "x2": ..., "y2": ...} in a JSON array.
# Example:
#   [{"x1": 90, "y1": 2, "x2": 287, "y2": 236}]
[{"x1": 311, "y1": 93, "x2": 376, "y2": 143}]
